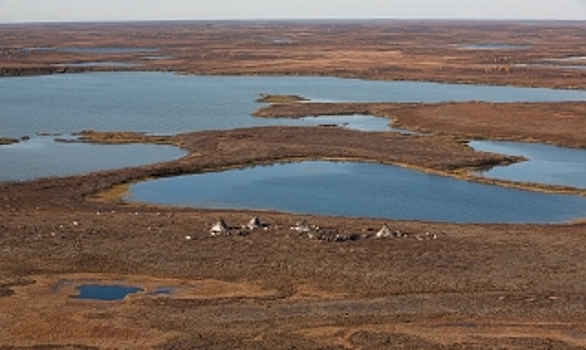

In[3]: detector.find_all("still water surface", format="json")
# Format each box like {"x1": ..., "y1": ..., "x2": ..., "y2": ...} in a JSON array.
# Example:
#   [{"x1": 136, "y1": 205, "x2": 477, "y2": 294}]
[
  {"x1": 126, "y1": 161, "x2": 586, "y2": 224},
  {"x1": 461, "y1": 43, "x2": 530, "y2": 50},
  {"x1": 0, "y1": 137, "x2": 185, "y2": 182},
  {"x1": 470, "y1": 141, "x2": 586, "y2": 189},
  {"x1": 52, "y1": 62, "x2": 139, "y2": 67},
  {"x1": 4, "y1": 72, "x2": 586, "y2": 137},
  {"x1": 73, "y1": 285, "x2": 144, "y2": 301}
]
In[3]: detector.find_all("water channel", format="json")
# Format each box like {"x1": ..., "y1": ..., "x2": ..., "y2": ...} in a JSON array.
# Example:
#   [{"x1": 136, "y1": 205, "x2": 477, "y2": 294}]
[{"x1": 470, "y1": 141, "x2": 586, "y2": 189}]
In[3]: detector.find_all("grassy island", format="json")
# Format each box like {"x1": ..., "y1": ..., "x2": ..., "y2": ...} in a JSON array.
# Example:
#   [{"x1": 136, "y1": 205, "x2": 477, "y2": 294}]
[
  {"x1": 0, "y1": 137, "x2": 19, "y2": 145},
  {"x1": 255, "y1": 93, "x2": 309, "y2": 103}
]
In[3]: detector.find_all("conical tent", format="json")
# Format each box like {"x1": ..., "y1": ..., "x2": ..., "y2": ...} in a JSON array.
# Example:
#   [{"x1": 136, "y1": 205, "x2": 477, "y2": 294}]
[
  {"x1": 247, "y1": 216, "x2": 263, "y2": 230},
  {"x1": 293, "y1": 220, "x2": 312, "y2": 233},
  {"x1": 210, "y1": 220, "x2": 229, "y2": 235},
  {"x1": 375, "y1": 224, "x2": 393, "y2": 238}
]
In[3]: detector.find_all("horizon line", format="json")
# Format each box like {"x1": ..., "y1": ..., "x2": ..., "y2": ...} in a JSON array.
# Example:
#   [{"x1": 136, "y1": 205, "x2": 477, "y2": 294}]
[{"x1": 2, "y1": 17, "x2": 586, "y2": 26}]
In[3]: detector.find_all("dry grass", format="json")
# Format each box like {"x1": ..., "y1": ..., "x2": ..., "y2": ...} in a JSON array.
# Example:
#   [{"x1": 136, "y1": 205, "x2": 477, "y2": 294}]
[
  {"x1": 2, "y1": 124, "x2": 586, "y2": 348},
  {"x1": 1, "y1": 21, "x2": 586, "y2": 89},
  {"x1": 254, "y1": 101, "x2": 586, "y2": 149}
]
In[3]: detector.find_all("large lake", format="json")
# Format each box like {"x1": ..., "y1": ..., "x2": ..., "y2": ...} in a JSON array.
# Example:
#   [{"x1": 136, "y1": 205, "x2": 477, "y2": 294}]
[
  {"x1": 4, "y1": 72, "x2": 586, "y2": 181},
  {"x1": 3, "y1": 72, "x2": 586, "y2": 137},
  {"x1": 125, "y1": 161, "x2": 586, "y2": 224}
]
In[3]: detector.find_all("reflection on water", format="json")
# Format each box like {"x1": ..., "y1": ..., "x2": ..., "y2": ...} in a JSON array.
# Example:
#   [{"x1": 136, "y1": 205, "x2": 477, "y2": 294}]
[
  {"x1": 296, "y1": 114, "x2": 391, "y2": 132},
  {"x1": 470, "y1": 141, "x2": 586, "y2": 189},
  {"x1": 73, "y1": 284, "x2": 144, "y2": 301},
  {"x1": 126, "y1": 161, "x2": 586, "y2": 224},
  {"x1": 295, "y1": 114, "x2": 421, "y2": 133},
  {"x1": 0, "y1": 136, "x2": 185, "y2": 182}
]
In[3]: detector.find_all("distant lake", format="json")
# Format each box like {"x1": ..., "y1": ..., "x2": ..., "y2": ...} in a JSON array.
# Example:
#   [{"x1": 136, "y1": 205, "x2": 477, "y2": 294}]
[
  {"x1": 461, "y1": 43, "x2": 530, "y2": 50},
  {"x1": 52, "y1": 62, "x2": 139, "y2": 67},
  {"x1": 126, "y1": 161, "x2": 586, "y2": 224},
  {"x1": 542, "y1": 56, "x2": 586, "y2": 63},
  {"x1": 516, "y1": 63, "x2": 586, "y2": 71},
  {"x1": 22, "y1": 47, "x2": 158, "y2": 54},
  {"x1": 144, "y1": 55, "x2": 174, "y2": 60},
  {"x1": 3, "y1": 72, "x2": 586, "y2": 138}
]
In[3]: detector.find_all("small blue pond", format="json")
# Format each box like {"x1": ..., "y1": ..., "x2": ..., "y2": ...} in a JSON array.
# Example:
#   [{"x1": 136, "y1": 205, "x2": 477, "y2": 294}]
[{"x1": 73, "y1": 285, "x2": 144, "y2": 301}]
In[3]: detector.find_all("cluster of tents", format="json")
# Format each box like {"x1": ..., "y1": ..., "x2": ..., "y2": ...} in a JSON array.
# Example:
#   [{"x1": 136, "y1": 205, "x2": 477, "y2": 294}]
[
  {"x1": 375, "y1": 223, "x2": 437, "y2": 240},
  {"x1": 209, "y1": 216, "x2": 267, "y2": 236},
  {"x1": 209, "y1": 218, "x2": 438, "y2": 241}
]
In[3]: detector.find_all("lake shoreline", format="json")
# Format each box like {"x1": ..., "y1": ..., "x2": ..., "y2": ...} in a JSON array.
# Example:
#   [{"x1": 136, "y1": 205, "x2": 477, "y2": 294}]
[{"x1": 70, "y1": 127, "x2": 586, "y2": 198}]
